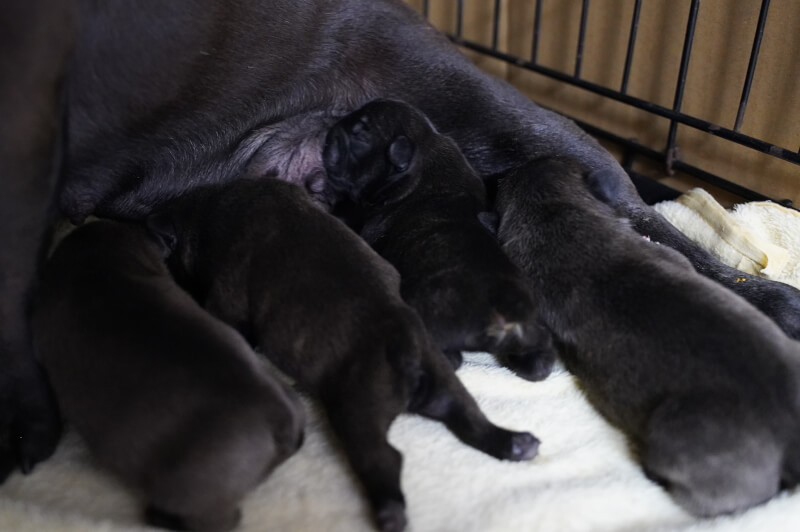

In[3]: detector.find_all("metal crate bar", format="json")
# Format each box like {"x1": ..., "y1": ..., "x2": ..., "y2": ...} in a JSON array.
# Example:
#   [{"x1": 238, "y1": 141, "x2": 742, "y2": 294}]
[
  {"x1": 422, "y1": 0, "x2": 429, "y2": 18},
  {"x1": 448, "y1": 37, "x2": 800, "y2": 169},
  {"x1": 665, "y1": 0, "x2": 701, "y2": 169},
  {"x1": 734, "y1": 0, "x2": 770, "y2": 132},
  {"x1": 492, "y1": 0, "x2": 502, "y2": 49},
  {"x1": 416, "y1": 2, "x2": 798, "y2": 203},
  {"x1": 531, "y1": 0, "x2": 543, "y2": 63},
  {"x1": 620, "y1": 0, "x2": 642, "y2": 94},
  {"x1": 573, "y1": 118, "x2": 773, "y2": 202},
  {"x1": 456, "y1": 0, "x2": 464, "y2": 38},
  {"x1": 575, "y1": 0, "x2": 590, "y2": 78}
]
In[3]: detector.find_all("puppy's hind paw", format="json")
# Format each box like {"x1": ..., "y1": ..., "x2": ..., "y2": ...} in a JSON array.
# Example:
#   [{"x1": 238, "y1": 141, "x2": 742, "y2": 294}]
[
  {"x1": 509, "y1": 432, "x2": 540, "y2": 461},
  {"x1": 375, "y1": 500, "x2": 407, "y2": 532},
  {"x1": 145, "y1": 504, "x2": 241, "y2": 532},
  {"x1": 144, "y1": 505, "x2": 186, "y2": 531}
]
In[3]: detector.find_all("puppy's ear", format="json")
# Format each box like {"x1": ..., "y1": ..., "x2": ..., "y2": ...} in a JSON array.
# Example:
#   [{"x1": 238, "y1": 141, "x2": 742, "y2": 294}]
[
  {"x1": 362, "y1": 136, "x2": 420, "y2": 206},
  {"x1": 478, "y1": 211, "x2": 499, "y2": 235},
  {"x1": 145, "y1": 212, "x2": 178, "y2": 258},
  {"x1": 388, "y1": 135, "x2": 414, "y2": 173},
  {"x1": 583, "y1": 168, "x2": 628, "y2": 207},
  {"x1": 583, "y1": 169, "x2": 614, "y2": 204}
]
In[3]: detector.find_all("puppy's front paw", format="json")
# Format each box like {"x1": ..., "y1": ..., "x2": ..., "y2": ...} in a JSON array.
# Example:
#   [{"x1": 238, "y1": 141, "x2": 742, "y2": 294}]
[
  {"x1": 493, "y1": 322, "x2": 556, "y2": 382},
  {"x1": 503, "y1": 348, "x2": 556, "y2": 382}
]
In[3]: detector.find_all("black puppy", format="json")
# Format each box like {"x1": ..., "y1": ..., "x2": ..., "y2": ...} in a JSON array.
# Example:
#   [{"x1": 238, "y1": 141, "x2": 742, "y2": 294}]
[
  {"x1": 150, "y1": 177, "x2": 539, "y2": 532},
  {"x1": 323, "y1": 100, "x2": 555, "y2": 380},
  {"x1": 496, "y1": 158, "x2": 800, "y2": 517},
  {"x1": 31, "y1": 220, "x2": 305, "y2": 531}
]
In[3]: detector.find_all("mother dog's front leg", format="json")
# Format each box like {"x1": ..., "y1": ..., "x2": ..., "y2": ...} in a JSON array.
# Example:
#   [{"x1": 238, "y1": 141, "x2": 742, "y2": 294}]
[
  {"x1": 582, "y1": 165, "x2": 800, "y2": 340},
  {"x1": 0, "y1": 0, "x2": 75, "y2": 481}
]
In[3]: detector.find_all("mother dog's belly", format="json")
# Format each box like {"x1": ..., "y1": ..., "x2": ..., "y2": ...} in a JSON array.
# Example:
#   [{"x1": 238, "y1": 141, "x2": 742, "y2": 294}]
[{"x1": 59, "y1": 0, "x2": 408, "y2": 220}]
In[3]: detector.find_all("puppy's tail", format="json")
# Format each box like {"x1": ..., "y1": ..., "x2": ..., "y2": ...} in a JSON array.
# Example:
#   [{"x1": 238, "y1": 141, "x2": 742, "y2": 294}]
[{"x1": 642, "y1": 392, "x2": 782, "y2": 517}]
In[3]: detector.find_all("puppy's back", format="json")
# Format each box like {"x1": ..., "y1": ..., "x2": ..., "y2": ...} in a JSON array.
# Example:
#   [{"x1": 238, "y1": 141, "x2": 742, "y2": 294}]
[
  {"x1": 178, "y1": 179, "x2": 407, "y2": 379},
  {"x1": 33, "y1": 220, "x2": 304, "y2": 530},
  {"x1": 497, "y1": 158, "x2": 800, "y2": 517}
]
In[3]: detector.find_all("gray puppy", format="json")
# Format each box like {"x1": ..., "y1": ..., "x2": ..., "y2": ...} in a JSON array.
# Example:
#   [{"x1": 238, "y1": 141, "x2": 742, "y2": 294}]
[
  {"x1": 32, "y1": 220, "x2": 305, "y2": 532},
  {"x1": 149, "y1": 177, "x2": 540, "y2": 532},
  {"x1": 496, "y1": 158, "x2": 800, "y2": 517},
  {"x1": 322, "y1": 99, "x2": 555, "y2": 380}
]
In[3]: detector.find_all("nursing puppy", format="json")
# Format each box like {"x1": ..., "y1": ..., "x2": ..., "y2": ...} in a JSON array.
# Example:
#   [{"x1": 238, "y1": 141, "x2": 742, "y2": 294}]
[
  {"x1": 150, "y1": 177, "x2": 539, "y2": 532},
  {"x1": 31, "y1": 220, "x2": 305, "y2": 532},
  {"x1": 322, "y1": 100, "x2": 555, "y2": 380},
  {"x1": 496, "y1": 158, "x2": 800, "y2": 518}
]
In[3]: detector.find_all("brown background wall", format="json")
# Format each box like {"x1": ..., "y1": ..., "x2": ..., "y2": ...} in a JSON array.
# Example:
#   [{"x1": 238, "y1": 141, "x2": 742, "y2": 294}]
[{"x1": 405, "y1": 0, "x2": 799, "y2": 206}]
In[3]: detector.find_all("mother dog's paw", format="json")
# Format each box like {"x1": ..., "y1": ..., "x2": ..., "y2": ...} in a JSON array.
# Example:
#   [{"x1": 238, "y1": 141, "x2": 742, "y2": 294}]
[{"x1": 725, "y1": 273, "x2": 800, "y2": 341}]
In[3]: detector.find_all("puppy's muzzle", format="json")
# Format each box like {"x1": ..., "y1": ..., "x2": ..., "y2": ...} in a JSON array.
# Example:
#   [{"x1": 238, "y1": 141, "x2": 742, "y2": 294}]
[{"x1": 322, "y1": 125, "x2": 350, "y2": 176}]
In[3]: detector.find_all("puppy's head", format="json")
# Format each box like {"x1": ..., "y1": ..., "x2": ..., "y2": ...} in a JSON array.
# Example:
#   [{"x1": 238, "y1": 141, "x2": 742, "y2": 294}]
[{"x1": 322, "y1": 99, "x2": 435, "y2": 207}]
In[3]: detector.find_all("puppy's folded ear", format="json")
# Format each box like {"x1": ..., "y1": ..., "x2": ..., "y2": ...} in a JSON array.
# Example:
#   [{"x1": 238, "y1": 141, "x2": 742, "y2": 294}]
[
  {"x1": 145, "y1": 212, "x2": 178, "y2": 258},
  {"x1": 388, "y1": 136, "x2": 414, "y2": 173},
  {"x1": 362, "y1": 137, "x2": 420, "y2": 207},
  {"x1": 583, "y1": 168, "x2": 627, "y2": 207},
  {"x1": 478, "y1": 211, "x2": 499, "y2": 235}
]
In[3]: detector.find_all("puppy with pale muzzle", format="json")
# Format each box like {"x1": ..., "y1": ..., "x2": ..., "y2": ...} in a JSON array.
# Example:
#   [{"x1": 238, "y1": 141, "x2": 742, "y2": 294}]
[
  {"x1": 322, "y1": 99, "x2": 556, "y2": 380},
  {"x1": 149, "y1": 177, "x2": 540, "y2": 532},
  {"x1": 32, "y1": 220, "x2": 305, "y2": 532}
]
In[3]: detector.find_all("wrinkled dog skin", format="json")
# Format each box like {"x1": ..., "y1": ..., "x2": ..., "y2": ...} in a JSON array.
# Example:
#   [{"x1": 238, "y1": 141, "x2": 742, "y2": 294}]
[
  {"x1": 496, "y1": 158, "x2": 800, "y2": 518},
  {"x1": 149, "y1": 177, "x2": 540, "y2": 532},
  {"x1": 32, "y1": 221, "x2": 305, "y2": 531},
  {"x1": 323, "y1": 99, "x2": 555, "y2": 379},
  {"x1": 4, "y1": 0, "x2": 800, "y2": 494}
]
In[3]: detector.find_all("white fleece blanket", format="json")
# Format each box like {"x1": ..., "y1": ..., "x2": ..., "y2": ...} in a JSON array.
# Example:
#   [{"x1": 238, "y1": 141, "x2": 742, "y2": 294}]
[
  {"x1": 654, "y1": 188, "x2": 800, "y2": 289},
  {"x1": 2, "y1": 192, "x2": 800, "y2": 532}
]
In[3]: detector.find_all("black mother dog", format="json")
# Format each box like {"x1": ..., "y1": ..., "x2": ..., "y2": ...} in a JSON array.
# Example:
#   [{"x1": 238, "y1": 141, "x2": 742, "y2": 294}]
[
  {"x1": 32, "y1": 220, "x2": 305, "y2": 531},
  {"x1": 150, "y1": 177, "x2": 539, "y2": 532},
  {"x1": 3, "y1": 0, "x2": 800, "y2": 503},
  {"x1": 323, "y1": 99, "x2": 555, "y2": 379}
]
